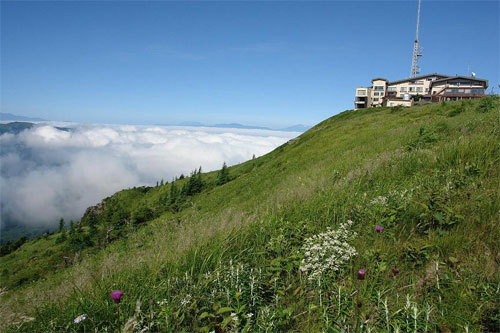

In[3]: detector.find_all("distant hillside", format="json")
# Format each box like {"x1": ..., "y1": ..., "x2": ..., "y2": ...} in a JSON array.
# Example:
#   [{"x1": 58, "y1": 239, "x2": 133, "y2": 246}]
[
  {"x1": 0, "y1": 113, "x2": 46, "y2": 122},
  {"x1": 1, "y1": 97, "x2": 499, "y2": 332},
  {"x1": 164, "y1": 121, "x2": 311, "y2": 132},
  {"x1": 0, "y1": 122, "x2": 71, "y2": 138},
  {"x1": 0, "y1": 122, "x2": 34, "y2": 135}
]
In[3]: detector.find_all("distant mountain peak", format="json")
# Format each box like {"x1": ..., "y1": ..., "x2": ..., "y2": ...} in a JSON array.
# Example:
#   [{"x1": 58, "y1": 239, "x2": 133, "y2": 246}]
[
  {"x1": 170, "y1": 121, "x2": 310, "y2": 132},
  {"x1": 0, "y1": 113, "x2": 46, "y2": 122}
]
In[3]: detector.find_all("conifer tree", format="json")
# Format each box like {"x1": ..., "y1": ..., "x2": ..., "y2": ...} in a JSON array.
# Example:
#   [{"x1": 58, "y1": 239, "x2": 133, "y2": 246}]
[
  {"x1": 87, "y1": 211, "x2": 98, "y2": 242},
  {"x1": 216, "y1": 162, "x2": 230, "y2": 186},
  {"x1": 69, "y1": 220, "x2": 75, "y2": 236},
  {"x1": 58, "y1": 218, "x2": 65, "y2": 233},
  {"x1": 56, "y1": 218, "x2": 67, "y2": 243},
  {"x1": 169, "y1": 181, "x2": 178, "y2": 205},
  {"x1": 169, "y1": 181, "x2": 180, "y2": 212}
]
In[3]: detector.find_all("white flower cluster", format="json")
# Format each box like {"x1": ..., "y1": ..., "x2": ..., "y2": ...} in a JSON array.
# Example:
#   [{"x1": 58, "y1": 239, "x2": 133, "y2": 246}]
[
  {"x1": 299, "y1": 220, "x2": 358, "y2": 281},
  {"x1": 370, "y1": 195, "x2": 388, "y2": 206}
]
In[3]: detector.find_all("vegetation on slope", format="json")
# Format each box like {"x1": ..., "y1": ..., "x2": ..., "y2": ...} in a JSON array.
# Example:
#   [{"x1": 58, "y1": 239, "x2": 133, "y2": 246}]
[{"x1": 1, "y1": 97, "x2": 499, "y2": 331}]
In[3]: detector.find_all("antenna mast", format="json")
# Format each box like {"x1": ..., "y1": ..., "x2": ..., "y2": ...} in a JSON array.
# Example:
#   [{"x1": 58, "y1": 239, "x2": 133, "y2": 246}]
[{"x1": 410, "y1": 0, "x2": 423, "y2": 78}]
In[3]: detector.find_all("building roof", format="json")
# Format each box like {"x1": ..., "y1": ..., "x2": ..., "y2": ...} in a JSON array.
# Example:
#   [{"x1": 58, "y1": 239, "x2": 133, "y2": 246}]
[
  {"x1": 432, "y1": 75, "x2": 488, "y2": 84},
  {"x1": 388, "y1": 73, "x2": 450, "y2": 85},
  {"x1": 371, "y1": 77, "x2": 388, "y2": 82}
]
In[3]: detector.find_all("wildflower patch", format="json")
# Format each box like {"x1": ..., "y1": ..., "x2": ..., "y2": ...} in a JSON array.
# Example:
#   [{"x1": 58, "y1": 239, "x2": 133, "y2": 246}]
[{"x1": 299, "y1": 220, "x2": 358, "y2": 281}]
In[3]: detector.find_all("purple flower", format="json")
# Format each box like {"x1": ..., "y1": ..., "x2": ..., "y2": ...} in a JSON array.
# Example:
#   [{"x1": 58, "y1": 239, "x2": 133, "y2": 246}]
[
  {"x1": 358, "y1": 269, "x2": 366, "y2": 280},
  {"x1": 392, "y1": 266, "x2": 399, "y2": 276},
  {"x1": 110, "y1": 290, "x2": 123, "y2": 303},
  {"x1": 375, "y1": 225, "x2": 383, "y2": 233}
]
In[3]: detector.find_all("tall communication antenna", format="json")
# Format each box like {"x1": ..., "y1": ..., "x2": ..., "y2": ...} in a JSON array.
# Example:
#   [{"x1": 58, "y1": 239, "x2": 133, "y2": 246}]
[{"x1": 410, "y1": 0, "x2": 423, "y2": 78}]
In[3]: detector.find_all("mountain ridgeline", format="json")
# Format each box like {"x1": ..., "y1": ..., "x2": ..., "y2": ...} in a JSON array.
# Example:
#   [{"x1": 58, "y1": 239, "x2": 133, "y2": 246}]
[{"x1": 1, "y1": 97, "x2": 499, "y2": 331}]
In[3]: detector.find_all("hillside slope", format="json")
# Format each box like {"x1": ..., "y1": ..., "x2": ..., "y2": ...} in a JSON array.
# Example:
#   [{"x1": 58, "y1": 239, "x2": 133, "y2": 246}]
[{"x1": 1, "y1": 97, "x2": 499, "y2": 331}]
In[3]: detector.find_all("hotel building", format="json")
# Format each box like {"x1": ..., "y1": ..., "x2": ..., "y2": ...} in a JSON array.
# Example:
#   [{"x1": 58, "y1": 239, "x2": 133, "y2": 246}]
[{"x1": 354, "y1": 73, "x2": 488, "y2": 109}]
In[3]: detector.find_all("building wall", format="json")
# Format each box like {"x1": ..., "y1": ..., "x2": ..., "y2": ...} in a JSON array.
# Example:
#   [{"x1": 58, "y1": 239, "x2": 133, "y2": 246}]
[
  {"x1": 354, "y1": 87, "x2": 372, "y2": 109},
  {"x1": 369, "y1": 79, "x2": 387, "y2": 107},
  {"x1": 387, "y1": 75, "x2": 445, "y2": 98},
  {"x1": 431, "y1": 79, "x2": 486, "y2": 97},
  {"x1": 386, "y1": 99, "x2": 412, "y2": 107}
]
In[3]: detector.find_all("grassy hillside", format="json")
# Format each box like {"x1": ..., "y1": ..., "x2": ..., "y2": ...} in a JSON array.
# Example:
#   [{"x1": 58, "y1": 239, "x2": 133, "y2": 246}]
[{"x1": 1, "y1": 97, "x2": 499, "y2": 331}]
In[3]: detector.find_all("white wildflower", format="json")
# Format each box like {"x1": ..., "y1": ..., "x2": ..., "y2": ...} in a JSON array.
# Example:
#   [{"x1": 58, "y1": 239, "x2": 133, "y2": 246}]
[
  {"x1": 74, "y1": 314, "x2": 86, "y2": 324},
  {"x1": 299, "y1": 221, "x2": 358, "y2": 280},
  {"x1": 180, "y1": 294, "x2": 192, "y2": 306},
  {"x1": 370, "y1": 196, "x2": 388, "y2": 206}
]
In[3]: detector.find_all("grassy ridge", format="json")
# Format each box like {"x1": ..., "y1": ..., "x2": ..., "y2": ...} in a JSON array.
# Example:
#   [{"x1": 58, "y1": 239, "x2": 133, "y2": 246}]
[{"x1": 1, "y1": 97, "x2": 499, "y2": 331}]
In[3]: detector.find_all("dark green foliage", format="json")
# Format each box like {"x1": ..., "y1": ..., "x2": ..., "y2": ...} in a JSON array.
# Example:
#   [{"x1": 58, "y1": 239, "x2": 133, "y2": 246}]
[
  {"x1": 216, "y1": 162, "x2": 231, "y2": 185},
  {"x1": 67, "y1": 225, "x2": 92, "y2": 252},
  {"x1": 87, "y1": 211, "x2": 98, "y2": 238},
  {"x1": 476, "y1": 96, "x2": 495, "y2": 113},
  {"x1": 55, "y1": 219, "x2": 67, "y2": 244},
  {"x1": 131, "y1": 204, "x2": 154, "y2": 225},
  {"x1": 185, "y1": 167, "x2": 204, "y2": 196},
  {"x1": 447, "y1": 103, "x2": 465, "y2": 117},
  {"x1": 58, "y1": 218, "x2": 65, "y2": 233},
  {"x1": 390, "y1": 105, "x2": 403, "y2": 113},
  {"x1": 0, "y1": 236, "x2": 27, "y2": 257}
]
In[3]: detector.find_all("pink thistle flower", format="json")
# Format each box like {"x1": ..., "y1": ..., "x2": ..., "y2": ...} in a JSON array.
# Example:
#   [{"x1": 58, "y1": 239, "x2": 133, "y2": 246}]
[
  {"x1": 392, "y1": 266, "x2": 399, "y2": 276},
  {"x1": 110, "y1": 290, "x2": 123, "y2": 303},
  {"x1": 358, "y1": 269, "x2": 366, "y2": 280},
  {"x1": 375, "y1": 225, "x2": 383, "y2": 233}
]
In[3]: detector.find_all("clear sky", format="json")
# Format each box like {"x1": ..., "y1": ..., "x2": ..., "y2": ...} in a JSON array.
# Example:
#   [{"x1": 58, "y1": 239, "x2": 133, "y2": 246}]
[{"x1": 1, "y1": 1, "x2": 499, "y2": 127}]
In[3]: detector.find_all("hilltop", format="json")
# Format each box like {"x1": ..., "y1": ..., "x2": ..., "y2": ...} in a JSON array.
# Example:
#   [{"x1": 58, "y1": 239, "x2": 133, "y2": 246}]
[{"x1": 1, "y1": 97, "x2": 499, "y2": 331}]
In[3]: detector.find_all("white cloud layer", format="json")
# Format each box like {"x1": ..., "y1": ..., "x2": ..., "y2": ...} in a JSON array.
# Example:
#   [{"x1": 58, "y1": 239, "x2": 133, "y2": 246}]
[{"x1": 0, "y1": 123, "x2": 298, "y2": 228}]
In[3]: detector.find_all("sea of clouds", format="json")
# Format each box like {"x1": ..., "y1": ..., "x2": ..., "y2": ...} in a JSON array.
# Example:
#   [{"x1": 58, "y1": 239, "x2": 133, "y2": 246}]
[{"x1": 0, "y1": 123, "x2": 298, "y2": 229}]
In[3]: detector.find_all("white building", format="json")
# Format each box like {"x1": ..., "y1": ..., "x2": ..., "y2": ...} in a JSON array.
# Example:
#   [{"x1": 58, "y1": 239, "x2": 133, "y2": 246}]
[{"x1": 354, "y1": 73, "x2": 488, "y2": 109}]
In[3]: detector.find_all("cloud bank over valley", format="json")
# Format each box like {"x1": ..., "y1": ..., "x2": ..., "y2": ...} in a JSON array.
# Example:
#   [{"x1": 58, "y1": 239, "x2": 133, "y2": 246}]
[{"x1": 0, "y1": 123, "x2": 298, "y2": 230}]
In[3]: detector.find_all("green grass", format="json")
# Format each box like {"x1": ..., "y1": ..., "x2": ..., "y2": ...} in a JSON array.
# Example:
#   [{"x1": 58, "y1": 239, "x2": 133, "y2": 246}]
[{"x1": 1, "y1": 97, "x2": 499, "y2": 331}]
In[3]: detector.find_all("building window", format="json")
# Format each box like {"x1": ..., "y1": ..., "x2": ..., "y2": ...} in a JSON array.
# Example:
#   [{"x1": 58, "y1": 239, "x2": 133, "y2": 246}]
[
  {"x1": 425, "y1": 88, "x2": 429, "y2": 92},
  {"x1": 373, "y1": 98, "x2": 379, "y2": 102},
  {"x1": 374, "y1": 92, "x2": 379, "y2": 96},
  {"x1": 426, "y1": 78, "x2": 433, "y2": 81},
  {"x1": 374, "y1": 86, "x2": 385, "y2": 91},
  {"x1": 400, "y1": 87, "x2": 407, "y2": 92},
  {"x1": 388, "y1": 87, "x2": 397, "y2": 92},
  {"x1": 357, "y1": 90, "x2": 366, "y2": 96},
  {"x1": 380, "y1": 92, "x2": 384, "y2": 97},
  {"x1": 417, "y1": 87, "x2": 423, "y2": 92},
  {"x1": 409, "y1": 87, "x2": 416, "y2": 92}
]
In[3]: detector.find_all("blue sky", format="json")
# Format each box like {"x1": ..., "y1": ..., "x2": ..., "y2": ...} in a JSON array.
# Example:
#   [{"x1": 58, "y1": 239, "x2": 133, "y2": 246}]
[{"x1": 1, "y1": 1, "x2": 499, "y2": 127}]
